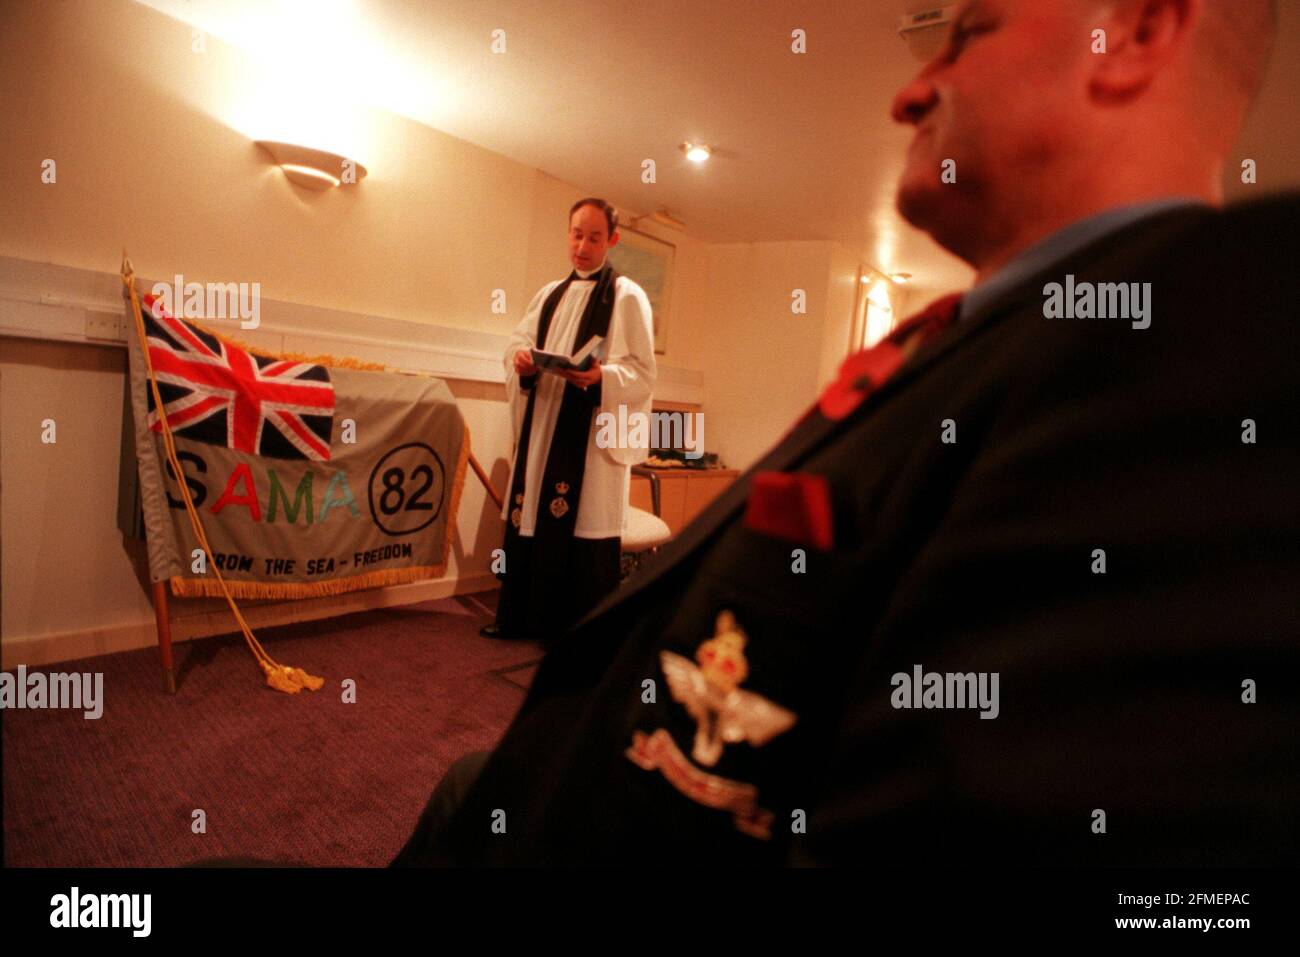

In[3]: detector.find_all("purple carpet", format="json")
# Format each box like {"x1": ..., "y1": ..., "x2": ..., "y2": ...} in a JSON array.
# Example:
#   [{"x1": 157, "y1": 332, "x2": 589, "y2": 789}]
[{"x1": 1, "y1": 590, "x2": 543, "y2": 867}]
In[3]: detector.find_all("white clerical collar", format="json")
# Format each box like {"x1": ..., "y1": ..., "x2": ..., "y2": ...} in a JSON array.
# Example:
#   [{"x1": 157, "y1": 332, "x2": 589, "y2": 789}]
[{"x1": 575, "y1": 260, "x2": 605, "y2": 280}]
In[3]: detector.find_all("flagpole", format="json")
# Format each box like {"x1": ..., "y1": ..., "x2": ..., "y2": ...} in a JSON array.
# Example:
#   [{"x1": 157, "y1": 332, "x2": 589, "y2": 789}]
[
  {"x1": 469, "y1": 453, "x2": 504, "y2": 510},
  {"x1": 151, "y1": 582, "x2": 177, "y2": 694}
]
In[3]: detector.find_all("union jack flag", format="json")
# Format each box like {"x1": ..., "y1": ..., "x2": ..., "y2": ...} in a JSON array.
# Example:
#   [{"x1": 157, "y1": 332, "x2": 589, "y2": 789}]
[{"x1": 142, "y1": 295, "x2": 335, "y2": 461}]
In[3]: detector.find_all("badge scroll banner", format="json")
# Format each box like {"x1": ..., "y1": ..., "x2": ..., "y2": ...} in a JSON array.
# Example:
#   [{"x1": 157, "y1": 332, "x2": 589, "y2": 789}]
[{"x1": 123, "y1": 289, "x2": 471, "y2": 601}]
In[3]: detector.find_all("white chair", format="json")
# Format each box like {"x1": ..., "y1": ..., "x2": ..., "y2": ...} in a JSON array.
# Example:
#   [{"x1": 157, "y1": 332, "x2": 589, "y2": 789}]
[{"x1": 620, "y1": 467, "x2": 672, "y2": 580}]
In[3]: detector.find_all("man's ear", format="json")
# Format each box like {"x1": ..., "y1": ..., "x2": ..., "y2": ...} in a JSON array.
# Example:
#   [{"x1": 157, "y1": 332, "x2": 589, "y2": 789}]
[
  {"x1": 1088, "y1": 0, "x2": 1200, "y2": 103},
  {"x1": 608, "y1": 229, "x2": 620, "y2": 248}
]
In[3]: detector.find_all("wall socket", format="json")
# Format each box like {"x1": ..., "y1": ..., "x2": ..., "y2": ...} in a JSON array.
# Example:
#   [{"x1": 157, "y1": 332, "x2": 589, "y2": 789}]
[{"x1": 84, "y1": 311, "x2": 122, "y2": 341}]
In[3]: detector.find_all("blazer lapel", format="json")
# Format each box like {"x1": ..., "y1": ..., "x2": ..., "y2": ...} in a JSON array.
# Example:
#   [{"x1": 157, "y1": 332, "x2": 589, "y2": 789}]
[
  {"x1": 582, "y1": 205, "x2": 1209, "y2": 622},
  {"x1": 874, "y1": 204, "x2": 1208, "y2": 409}
]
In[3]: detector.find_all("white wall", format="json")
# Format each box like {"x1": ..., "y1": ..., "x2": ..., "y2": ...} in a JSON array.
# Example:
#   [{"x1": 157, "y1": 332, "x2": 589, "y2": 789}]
[
  {"x1": 700, "y1": 241, "x2": 856, "y2": 471},
  {"x1": 0, "y1": 0, "x2": 857, "y2": 666}
]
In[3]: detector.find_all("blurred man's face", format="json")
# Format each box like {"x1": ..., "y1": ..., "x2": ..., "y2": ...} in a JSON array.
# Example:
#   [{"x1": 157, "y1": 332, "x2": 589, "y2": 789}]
[
  {"x1": 891, "y1": 0, "x2": 1096, "y2": 244},
  {"x1": 568, "y1": 204, "x2": 619, "y2": 271}
]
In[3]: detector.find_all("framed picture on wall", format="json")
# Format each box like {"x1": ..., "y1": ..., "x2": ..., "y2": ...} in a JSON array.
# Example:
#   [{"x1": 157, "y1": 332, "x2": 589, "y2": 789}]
[{"x1": 608, "y1": 226, "x2": 674, "y2": 355}]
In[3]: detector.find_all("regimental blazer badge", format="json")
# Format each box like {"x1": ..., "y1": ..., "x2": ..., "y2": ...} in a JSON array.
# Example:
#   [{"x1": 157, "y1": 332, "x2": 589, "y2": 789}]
[
  {"x1": 549, "y1": 480, "x2": 570, "y2": 519},
  {"x1": 626, "y1": 610, "x2": 798, "y2": 839}
]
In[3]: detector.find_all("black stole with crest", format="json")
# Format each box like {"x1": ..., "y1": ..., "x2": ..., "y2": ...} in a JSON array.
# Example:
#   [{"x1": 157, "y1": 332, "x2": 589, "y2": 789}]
[{"x1": 501, "y1": 266, "x2": 620, "y2": 584}]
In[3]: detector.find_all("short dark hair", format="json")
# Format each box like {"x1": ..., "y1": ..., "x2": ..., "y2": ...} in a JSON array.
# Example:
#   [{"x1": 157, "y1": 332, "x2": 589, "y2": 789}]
[{"x1": 569, "y1": 197, "x2": 619, "y2": 236}]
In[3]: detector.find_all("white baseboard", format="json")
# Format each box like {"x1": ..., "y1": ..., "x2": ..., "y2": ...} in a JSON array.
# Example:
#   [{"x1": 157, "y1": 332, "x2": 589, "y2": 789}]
[{"x1": 0, "y1": 572, "x2": 500, "y2": 670}]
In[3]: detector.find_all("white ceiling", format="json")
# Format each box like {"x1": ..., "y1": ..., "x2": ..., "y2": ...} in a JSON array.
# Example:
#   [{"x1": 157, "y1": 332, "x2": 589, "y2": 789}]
[{"x1": 136, "y1": 0, "x2": 1300, "y2": 297}]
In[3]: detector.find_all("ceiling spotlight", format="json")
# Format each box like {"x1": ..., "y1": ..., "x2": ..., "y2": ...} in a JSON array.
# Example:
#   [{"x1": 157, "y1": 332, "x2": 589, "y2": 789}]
[
  {"x1": 680, "y1": 142, "x2": 712, "y2": 163},
  {"x1": 890, "y1": 272, "x2": 913, "y2": 283}
]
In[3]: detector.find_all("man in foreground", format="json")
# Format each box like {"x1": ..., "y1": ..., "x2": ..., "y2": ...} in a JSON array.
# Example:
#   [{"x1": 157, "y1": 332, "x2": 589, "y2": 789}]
[{"x1": 395, "y1": 0, "x2": 1297, "y2": 866}]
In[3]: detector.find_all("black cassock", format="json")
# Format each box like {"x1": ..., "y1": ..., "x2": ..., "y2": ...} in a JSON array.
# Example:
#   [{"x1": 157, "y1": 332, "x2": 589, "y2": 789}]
[{"x1": 495, "y1": 266, "x2": 622, "y2": 641}]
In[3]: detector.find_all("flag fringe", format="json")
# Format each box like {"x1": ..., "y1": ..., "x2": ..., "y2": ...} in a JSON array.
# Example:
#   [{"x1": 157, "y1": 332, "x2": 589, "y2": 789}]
[
  {"x1": 174, "y1": 316, "x2": 389, "y2": 372},
  {"x1": 171, "y1": 565, "x2": 448, "y2": 600}
]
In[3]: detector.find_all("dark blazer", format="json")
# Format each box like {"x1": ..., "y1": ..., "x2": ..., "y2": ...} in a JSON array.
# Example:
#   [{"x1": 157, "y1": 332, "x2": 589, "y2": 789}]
[{"x1": 424, "y1": 196, "x2": 1300, "y2": 866}]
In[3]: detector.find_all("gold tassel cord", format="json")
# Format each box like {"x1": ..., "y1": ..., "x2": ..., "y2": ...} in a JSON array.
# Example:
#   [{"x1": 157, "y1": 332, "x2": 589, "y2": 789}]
[{"x1": 122, "y1": 255, "x2": 323, "y2": 695}]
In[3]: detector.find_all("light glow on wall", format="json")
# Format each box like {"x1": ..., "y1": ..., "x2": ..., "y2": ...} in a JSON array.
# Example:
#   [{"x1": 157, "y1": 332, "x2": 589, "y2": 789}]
[{"x1": 135, "y1": 0, "x2": 461, "y2": 169}]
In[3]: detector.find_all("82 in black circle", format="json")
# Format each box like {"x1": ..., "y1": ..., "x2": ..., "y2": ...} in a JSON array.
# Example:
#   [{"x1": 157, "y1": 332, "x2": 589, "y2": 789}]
[{"x1": 368, "y1": 442, "x2": 446, "y2": 536}]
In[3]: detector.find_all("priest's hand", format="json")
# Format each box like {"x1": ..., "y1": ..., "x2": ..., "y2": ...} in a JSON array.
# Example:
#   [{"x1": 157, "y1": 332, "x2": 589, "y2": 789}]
[
  {"x1": 560, "y1": 358, "x2": 602, "y2": 389},
  {"x1": 513, "y1": 350, "x2": 538, "y2": 376}
]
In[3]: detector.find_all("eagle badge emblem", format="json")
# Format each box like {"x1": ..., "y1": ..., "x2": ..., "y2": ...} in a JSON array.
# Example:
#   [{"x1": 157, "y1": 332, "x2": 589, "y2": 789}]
[
  {"x1": 626, "y1": 610, "x2": 798, "y2": 839},
  {"x1": 660, "y1": 610, "x2": 797, "y2": 766}
]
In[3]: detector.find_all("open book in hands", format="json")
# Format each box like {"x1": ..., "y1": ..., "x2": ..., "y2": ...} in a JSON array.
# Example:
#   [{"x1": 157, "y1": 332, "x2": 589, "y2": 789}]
[{"x1": 530, "y1": 335, "x2": 605, "y2": 374}]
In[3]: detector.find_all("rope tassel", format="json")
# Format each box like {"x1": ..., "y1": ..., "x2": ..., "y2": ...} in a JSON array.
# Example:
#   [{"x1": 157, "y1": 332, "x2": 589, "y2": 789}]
[
  {"x1": 264, "y1": 663, "x2": 327, "y2": 694},
  {"x1": 122, "y1": 254, "x2": 324, "y2": 695}
]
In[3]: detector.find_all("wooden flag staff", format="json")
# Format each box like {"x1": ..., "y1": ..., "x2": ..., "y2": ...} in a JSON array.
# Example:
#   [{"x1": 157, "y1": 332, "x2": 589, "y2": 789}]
[
  {"x1": 123, "y1": 255, "x2": 507, "y2": 693},
  {"x1": 470, "y1": 454, "x2": 504, "y2": 510}
]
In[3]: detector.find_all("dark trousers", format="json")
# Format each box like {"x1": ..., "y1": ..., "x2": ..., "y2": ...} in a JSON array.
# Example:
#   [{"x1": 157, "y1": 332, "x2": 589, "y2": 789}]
[
  {"x1": 495, "y1": 533, "x2": 620, "y2": 641},
  {"x1": 390, "y1": 750, "x2": 492, "y2": 867}
]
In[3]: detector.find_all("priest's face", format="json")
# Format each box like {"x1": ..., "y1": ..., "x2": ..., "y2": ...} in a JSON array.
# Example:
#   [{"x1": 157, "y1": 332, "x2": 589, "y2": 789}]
[
  {"x1": 568, "y1": 204, "x2": 619, "y2": 272},
  {"x1": 890, "y1": 0, "x2": 1097, "y2": 260}
]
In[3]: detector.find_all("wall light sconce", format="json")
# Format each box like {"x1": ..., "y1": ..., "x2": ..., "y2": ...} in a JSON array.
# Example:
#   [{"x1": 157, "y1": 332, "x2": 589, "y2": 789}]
[
  {"x1": 680, "y1": 142, "x2": 712, "y2": 163},
  {"x1": 861, "y1": 269, "x2": 896, "y2": 312},
  {"x1": 255, "y1": 141, "x2": 368, "y2": 190},
  {"x1": 867, "y1": 284, "x2": 895, "y2": 314}
]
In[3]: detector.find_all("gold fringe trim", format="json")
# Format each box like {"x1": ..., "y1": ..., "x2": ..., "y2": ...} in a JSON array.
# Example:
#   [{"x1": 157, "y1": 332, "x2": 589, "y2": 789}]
[
  {"x1": 175, "y1": 314, "x2": 388, "y2": 372},
  {"x1": 170, "y1": 564, "x2": 451, "y2": 600}
]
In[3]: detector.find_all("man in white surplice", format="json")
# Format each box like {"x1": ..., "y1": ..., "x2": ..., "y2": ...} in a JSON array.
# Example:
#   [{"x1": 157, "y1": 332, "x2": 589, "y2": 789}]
[{"x1": 482, "y1": 198, "x2": 656, "y2": 641}]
